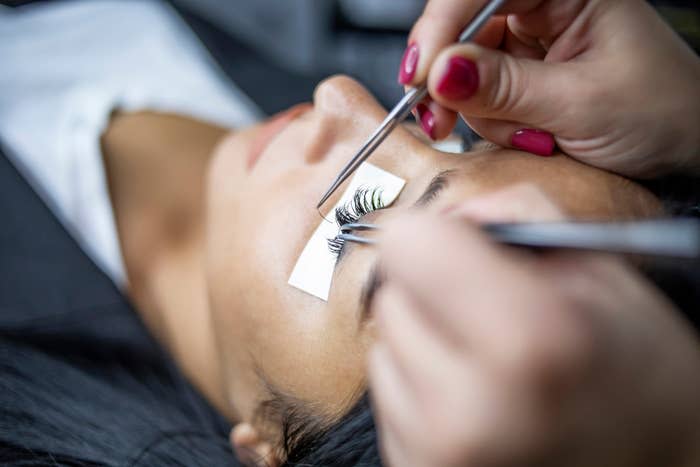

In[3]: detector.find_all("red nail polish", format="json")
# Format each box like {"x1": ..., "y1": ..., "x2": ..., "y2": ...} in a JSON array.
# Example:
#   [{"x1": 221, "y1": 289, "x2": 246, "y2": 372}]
[
  {"x1": 511, "y1": 129, "x2": 555, "y2": 156},
  {"x1": 398, "y1": 42, "x2": 420, "y2": 85},
  {"x1": 416, "y1": 103, "x2": 436, "y2": 140},
  {"x1": 436, "y1": 56, "x2": 479, "y2": 101}
]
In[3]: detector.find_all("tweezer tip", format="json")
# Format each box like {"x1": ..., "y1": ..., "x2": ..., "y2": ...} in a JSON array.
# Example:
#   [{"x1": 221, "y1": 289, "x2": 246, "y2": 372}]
[
  {"x1": 317, "y1": 180, "x2": 340, "y2": 209},
  {"x1": 316, "y1": 193, "x2": 330, "y2": 209}
]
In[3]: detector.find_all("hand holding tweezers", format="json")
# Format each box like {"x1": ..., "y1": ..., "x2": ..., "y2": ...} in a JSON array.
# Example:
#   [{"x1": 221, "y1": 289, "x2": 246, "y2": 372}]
[
  {"x1": 338, "y1": 218, "x2": 700, "y2": 259},
  {"x1": 317, "y1": 0, "x2": 507, "y2": 209}
]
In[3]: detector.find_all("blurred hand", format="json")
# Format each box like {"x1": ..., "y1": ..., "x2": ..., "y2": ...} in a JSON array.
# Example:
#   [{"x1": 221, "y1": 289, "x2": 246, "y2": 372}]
[
  {"x1": 400, "y1": 0, "x2": 700, "y2": 177},
  {"x1": 369, "y1": 185, "x2": 700, "y2": 467}
]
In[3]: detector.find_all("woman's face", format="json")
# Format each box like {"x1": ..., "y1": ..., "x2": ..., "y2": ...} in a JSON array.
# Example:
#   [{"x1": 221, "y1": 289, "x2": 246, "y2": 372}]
[{"x1": 205, "y1": 76, "x2": 660, "y2": 427}]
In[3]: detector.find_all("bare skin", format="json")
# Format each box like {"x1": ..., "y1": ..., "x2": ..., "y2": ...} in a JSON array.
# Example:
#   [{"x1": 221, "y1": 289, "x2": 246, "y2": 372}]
[
  {"x1": 100, "y1": 76, "x2": 664, "y2": 465},
  {"x1": 102, "y1": 112, "x2": 229, "y2": 413}
]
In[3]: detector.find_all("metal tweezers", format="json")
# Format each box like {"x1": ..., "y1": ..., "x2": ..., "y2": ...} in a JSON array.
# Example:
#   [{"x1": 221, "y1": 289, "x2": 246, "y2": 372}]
[
  {"x1": 338, "y1": 218, "x2": 700, "y2": 259},
  {"x1": 317, "y1": 0, "x2": 508, "y2": 209}
]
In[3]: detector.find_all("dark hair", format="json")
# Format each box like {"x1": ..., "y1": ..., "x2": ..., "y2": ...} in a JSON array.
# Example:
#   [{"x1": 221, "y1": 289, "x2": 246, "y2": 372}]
[
  {"x1": 0, "y1": 333, "x2": 238, "y2": 466},
  {"x1": 0, "y1": 330, "x2": 381, "y2": 467},
  {"x1": 252, "y1": 379, "x2": 379, "y2": 467},
  {"x1": 282, "y1": 394, "x2": 378, "y2": 467},
  {"x1": 639, "y1": 174, "x2": 700, "y2": 327},
  {"x1": 641, "y1": 175, "x2": 700, "y2": 219}
]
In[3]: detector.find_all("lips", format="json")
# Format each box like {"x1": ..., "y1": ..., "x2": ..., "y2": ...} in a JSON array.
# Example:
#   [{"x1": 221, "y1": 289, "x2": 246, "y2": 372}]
[{"x1": 247, "y1": 103, "x2": 313, "y2": 170}]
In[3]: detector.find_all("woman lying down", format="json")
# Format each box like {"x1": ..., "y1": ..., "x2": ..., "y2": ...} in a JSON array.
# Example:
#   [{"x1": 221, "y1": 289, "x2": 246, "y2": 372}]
[
  {"x1": 100, "y1": 75, "x2": 670, "y2": 466},
  {"x1": 0, "y1": 1, "x2": 687, "y2": 466}
]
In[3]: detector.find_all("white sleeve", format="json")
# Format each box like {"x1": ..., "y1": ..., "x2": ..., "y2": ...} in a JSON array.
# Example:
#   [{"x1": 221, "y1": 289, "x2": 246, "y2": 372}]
[{"x1": 0, "y1": 0, "x2": 263, "y2": 287}]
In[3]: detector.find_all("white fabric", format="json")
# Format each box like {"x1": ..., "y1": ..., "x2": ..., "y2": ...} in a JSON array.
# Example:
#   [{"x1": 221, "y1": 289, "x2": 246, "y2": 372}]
[{"x1": 0, "y1": 0, "x2": 262, "y2": 287}]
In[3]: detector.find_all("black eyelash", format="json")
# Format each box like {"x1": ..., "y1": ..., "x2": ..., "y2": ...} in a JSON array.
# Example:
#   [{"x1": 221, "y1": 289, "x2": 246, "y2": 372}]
[{"x1": 328, "y1": 186, "x2": 385, "y2": 257}]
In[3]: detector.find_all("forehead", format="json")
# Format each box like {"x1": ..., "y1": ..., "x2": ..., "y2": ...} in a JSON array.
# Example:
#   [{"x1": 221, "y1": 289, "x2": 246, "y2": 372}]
[{"x1": 417, "y1": 149, "x2": 660, "y2": 219}]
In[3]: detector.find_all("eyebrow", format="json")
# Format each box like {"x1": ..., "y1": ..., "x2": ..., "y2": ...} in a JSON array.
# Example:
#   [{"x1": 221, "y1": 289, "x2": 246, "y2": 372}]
[{"x1": 413, "y1": 169, "x2": 456, "y2": 207}]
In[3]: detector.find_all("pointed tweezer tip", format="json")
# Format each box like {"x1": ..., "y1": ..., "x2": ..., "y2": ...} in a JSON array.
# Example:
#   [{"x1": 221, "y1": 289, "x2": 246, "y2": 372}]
[
  {"x1": 316, "y1": 190, "x2": 332, "y2": 209},
  {"x1": 317, "y1": 176, "x2": 345, "y2": 209}
]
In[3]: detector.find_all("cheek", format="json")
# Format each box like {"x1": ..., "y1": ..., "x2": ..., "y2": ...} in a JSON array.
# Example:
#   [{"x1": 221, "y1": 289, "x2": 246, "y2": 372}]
[
  {"x1": 203, "y1": 142, "x2": 376, "y2": 417},
  {"x1": 207, "y1": 130, "x2": 252, "y2": 192}
]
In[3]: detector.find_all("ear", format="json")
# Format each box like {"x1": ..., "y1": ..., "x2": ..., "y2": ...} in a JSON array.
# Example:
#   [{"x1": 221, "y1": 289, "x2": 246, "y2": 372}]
[{"x1": 230, "y1": 423, "x2": 281, "y2": 467}]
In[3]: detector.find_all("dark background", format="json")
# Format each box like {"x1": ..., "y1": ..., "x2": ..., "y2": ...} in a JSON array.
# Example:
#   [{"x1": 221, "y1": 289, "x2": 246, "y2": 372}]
[{"x1": 3, "y1": 0, "x2": 699, "y2": 119}]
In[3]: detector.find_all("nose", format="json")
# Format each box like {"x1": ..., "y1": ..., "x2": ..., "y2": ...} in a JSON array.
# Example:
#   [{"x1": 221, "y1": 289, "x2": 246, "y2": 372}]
[
  {"x1": 306, "y1": 74, "x2": 434, "y2": 195},
  {"x1": 305, "y1": 75, "x2": 390, "y2": 165},
  {"x1": 313, "y1": 75, "x2": 389, "y2": 126}
]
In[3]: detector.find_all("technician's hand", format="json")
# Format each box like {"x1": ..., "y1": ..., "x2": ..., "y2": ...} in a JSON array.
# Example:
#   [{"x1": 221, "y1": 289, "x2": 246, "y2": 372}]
[
  {"x1": 369, "y1": 189, "x2": 700, "y2": 467},
  {"x1": 400, "y1": 0, "x2": 700, "y2": 177}
]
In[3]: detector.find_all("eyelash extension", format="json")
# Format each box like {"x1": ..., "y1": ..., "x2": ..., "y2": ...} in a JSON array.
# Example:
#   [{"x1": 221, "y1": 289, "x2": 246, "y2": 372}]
[{"x1": 327, "y1": 186, "x2": 385, "y2": 257}]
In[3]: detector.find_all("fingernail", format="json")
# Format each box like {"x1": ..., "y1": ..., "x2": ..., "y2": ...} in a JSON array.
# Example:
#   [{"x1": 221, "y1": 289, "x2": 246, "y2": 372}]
[
  {"x1": 511, "y1": 129, "x2": 555, "y2": 156},
  {"x1": 416, "y1": 103, "x2": 436, "y2": 140},
  {"x1": 436, "y1": 56, "x2": 479, "y2": 101},
  {"x1": 398, "y1": 42, "x2": 420, "y2": 85}
]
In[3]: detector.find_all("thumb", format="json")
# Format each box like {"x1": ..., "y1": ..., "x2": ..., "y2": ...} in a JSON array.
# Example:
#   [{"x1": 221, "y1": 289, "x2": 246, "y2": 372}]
[{"x1": 427, "y1": 42, "x2": 576, "y2": 129}]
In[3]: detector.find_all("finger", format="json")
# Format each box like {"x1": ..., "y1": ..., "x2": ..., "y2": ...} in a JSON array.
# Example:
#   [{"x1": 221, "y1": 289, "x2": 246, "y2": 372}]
[
  {"x1": 379, "y1": 211, "x2": 585, "y2": 378},
  {"x1": 415, "y1": 98, "x2": 458, "y2": 141},
  {"x1": 400, "y1": 0, "x2": 545, "y2": 86},
  {"x1": 427, "y1": 42, "x2": 576, "y2": 132},
  {"x1": 376, "y1": 415, "x2": 421, "y2": 467},
  {"x1": 506, "y1": 2, "x2": 591, "y2": 57},
  {"x1": 541, "y1": 252, "x2": 648, "y2": 321},
  {"x1": 500, "y1": 24, "x2": 546, "y2": 59},
  {"x1": 374, "y1": 283, "x2": 468, "y2": 395},
  {"x1": 473, "y1": 15, "x2": 507, "y2": 49},
  {"x1": 465, "y1": 116, "x2": 556, "y2": 157},
  {"x1": 445, "y1": 182, "x2": 566, "y2": 224},
  {"x1": 368, "y1": 343, "x2": 425, "y2": 467},
  {"x1": 378, "y1": 212, "x2": 527, "y2": 349},
  {"x1": 368, "y1": 343, "x2": 416, "y2": 436}
]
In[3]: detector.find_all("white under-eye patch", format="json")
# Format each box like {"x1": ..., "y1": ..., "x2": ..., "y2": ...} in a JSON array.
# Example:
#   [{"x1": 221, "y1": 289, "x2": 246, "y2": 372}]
[{"x1": 288, "y1": 163, "x2": 405, "y2": 301}]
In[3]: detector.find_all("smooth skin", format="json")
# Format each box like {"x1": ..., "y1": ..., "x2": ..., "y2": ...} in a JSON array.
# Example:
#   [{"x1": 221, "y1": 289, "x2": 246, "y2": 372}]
[
  {"x1": 401, "y1": 0, "x2": 700, "y2": 177},
  {"x1": 102, "y1": 75, "x2": 663, "y2": 466}
]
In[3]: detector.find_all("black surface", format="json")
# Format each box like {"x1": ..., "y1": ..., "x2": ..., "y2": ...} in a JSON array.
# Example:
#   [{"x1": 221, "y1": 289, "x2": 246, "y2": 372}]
[{"x1": 0, "y1": 149, "x2": 236, "y2": 465}]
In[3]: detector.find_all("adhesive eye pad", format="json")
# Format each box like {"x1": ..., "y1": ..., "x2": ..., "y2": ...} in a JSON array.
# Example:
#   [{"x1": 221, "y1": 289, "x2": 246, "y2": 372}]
[{"x1": 288, "y1": 163, "x2": 405, "y2": 301}]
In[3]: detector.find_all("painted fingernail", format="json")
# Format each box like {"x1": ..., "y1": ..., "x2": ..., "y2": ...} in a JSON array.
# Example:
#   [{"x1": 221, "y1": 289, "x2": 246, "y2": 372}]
[
  {"x1": 416, "y1": 103, "x2": 436, "y2": 140},
  {"x1": 398, "y1": 42, "x2": 420, "y2": 85},
  {"x1": 511, "y1": 129, "x2": 555, "y2": 156},
  {"x1": 436, "y1": 56, "x2": 479, "y2": 101}
]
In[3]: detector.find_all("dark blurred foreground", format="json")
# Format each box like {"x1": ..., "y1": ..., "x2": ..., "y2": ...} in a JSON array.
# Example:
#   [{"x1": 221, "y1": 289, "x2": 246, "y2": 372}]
[{"x1": 2, "y1": 0, "x2": 698, "y2": 117}]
